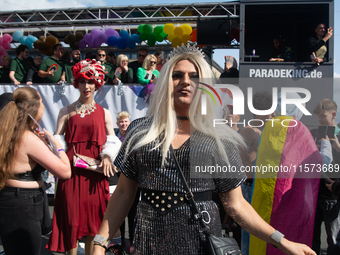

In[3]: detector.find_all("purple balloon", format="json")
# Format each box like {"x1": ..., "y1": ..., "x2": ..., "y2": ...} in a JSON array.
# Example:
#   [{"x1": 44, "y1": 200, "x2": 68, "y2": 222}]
[
  {"x1": 105, "y1": 28, "x2": 117, "y2": 37},
  {"x1": 78, "y1": 39, "x2": 86, "y2": 49},
  {"x1": 98, "y1": 33, "x2": 107, "y2": 43},
  {"x1": 94, "y1": 37, "x2": 102, "y2": 47},
  {"x1": 91, "y1": 28, "x2": 102, "y2": 39},
  {"x1": 83, "y1": 33, "x2": 92, "y2": 43},
  {"x1": 87, "y1": 39, "x2": 94, "y2": 48}
]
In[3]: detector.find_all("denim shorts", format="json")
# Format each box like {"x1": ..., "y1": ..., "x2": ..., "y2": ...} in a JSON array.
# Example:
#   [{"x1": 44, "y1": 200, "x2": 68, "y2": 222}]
[{"x1": 0, "y1": 186, "x2": 44, "y2": 255}]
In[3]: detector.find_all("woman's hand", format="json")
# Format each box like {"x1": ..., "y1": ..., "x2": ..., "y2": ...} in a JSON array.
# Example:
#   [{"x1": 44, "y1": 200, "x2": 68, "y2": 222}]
[
  {"x1": 279, "y1": 239, "x2": 316, "y2": 255},
  {"x1": 35, "y1": 129, "x2": 50, "y2": 147},
  {"x1": 26, "y1": 81, "x2": 33, "y2": 86},
  {"x1": 113, "y1": 77, "x2": 120, "y2": 85},
  {"x1": 99, "y1": 155, "x2": 116, "y2": 177}
]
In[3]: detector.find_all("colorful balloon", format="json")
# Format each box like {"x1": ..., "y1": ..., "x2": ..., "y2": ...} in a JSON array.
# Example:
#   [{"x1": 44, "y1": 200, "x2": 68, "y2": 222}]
[
  {"x1": 161, "y1": 31, "x2": 167, "y2": 37},
  {"x1": 90, "y1": 28, "x2": 102, "y2": 39},
  {"x1": 163, "y1": 23, "x2": 175, "y2": 34},
  {"x1": 143, "y1": 24, "x2": 153, "y2": 34},
  {"x1": 173, "y1": 27, "x2": 184, "y2": 38},
  {"x1": 12, "y1": 31, "x2": 22, "y2": 41},
  {"x1": 87, "y1": 39, "x2": 94, "y2": 48},
  {"x1": 171, "y1": 37, "x2": 182, "y2": 47},
  {"x1": 137, "y1": 24, "x2": 145, "y2": 34},
  {"x1": 156, "y1": 34, "x2": 164, "y2": 42},
  {"x1": 19, "y1": 36, "x2": 28, "y2": 45},
  {"x1": 126, "y1": 36, "x2": 136, "y2": 49},
  {"x1": 181, "y1": 34, "x2": 191, "y2": 44},
  {"x1": 107, "y1": 36, "x2": 118, "y2": 47},
  {"x1": 26, "y1": 35, "x2": 37, "y2": 45},
  {"x1": 167, "y1": 33, "x2": 175, "y2": 42},
  {"x1": 3, "y1": 34, "x2": 12, "y2": 43},
  {"x1": 119, "y1": 30, "x2": 129, "y2": 39},
  {"x1": 181, "y1": 24, "x2": 192, "y2": 35},
  {"x1": 75, "y1": 32, "x2": 84, "y2": 41},
  {"x1": 83, "y1": 34, "x2": 92, "y2": 43},
  {"x1": 116, "y1": 38, "x2": 127, "y2": 49},
  {"x1": 98, "y1": 33, "x2": 107, "y2": 43},
  {"x1": 153, "y1": 26, "x2": 163, "y2": 35},
  {"x1": 105, "y1": 28, "x2": 118, "y2": 38},
  {"x1": 139, "y1": 33, "x2": 148, "y2": 41},
  {"x1": 191, "y1": 28, "x2": 197, "y2": 42},
  {"x1": 45, "y1": 36, "x2": 57, "y2": 47},
  {"x1": 3, "y1": 41, "x2": 11, "y2": 50},
  {"x1": 94, "y1": 37, "x2": 102, "y2": 47},
  {"x1": 78, "y1": 39, "x2": 86, "y2": 49},
  {"x1": 147, "y1": 33, "x2": 156, "y2": 47},
  {"x1": 67, "y1": 34, "x2": 76, "y2": 43},
  {"x1": 131, "y1": 34, "x2": 142, "y2": 43}
]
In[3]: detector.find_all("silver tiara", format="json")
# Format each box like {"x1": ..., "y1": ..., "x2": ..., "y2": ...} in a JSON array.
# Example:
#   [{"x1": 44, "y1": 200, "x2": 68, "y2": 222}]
[{"x1": 168, "y1": 42, "x2": 205, "y2": 59}]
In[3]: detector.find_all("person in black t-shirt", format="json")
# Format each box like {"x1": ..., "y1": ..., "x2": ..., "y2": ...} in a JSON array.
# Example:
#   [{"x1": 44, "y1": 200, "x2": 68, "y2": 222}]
[{"x1": 129, "y1": 47, "x2": 148, "y2": 83}]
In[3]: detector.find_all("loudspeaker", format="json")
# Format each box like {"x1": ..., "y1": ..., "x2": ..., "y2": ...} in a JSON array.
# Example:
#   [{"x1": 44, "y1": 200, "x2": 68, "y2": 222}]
[{"x1": 197, "y1": 19, "x2": 231, "y2": 45}]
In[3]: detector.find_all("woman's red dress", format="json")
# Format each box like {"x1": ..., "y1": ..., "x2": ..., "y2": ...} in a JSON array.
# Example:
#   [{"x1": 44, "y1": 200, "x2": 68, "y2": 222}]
[{"x1": 47, "y1": 103, "x2": 110, "y2": 252}]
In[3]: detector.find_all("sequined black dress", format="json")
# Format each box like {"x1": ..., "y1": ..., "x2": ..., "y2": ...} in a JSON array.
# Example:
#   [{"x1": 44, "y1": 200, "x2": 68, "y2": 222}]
[{"x1": 114, "y1": 118, "x2": 246, "y2": 255}]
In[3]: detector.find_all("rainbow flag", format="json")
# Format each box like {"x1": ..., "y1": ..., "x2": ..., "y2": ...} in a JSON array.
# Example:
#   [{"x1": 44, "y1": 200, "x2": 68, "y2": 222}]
[{"x1": 249, "y1": 116, "x2": 321, "y2": 255}]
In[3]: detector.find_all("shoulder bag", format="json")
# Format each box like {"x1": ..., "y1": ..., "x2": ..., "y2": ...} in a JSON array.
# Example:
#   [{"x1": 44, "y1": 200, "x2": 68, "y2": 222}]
[{"x1": 170, "y1": 146, "x2": 241, "y2": 255}]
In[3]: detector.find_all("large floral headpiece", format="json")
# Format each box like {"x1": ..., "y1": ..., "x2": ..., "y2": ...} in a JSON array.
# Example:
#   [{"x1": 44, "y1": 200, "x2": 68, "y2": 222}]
[{"x1": 72, "y1": 59, "x2": 106, "y2": 89}]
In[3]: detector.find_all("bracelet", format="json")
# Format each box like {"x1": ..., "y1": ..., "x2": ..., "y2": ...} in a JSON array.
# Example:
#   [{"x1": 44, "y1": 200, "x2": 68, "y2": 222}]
[
  {"x1": 58, "y1": 149, "x2": 65, "y2": 152},
  {"x1": 93, "y1": 242, "x2": 107, "y2": 250}
]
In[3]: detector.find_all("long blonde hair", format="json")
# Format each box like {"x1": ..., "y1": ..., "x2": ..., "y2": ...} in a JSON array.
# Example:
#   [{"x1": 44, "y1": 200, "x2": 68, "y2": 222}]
[
  {"x1": 0, "y1": 87, "x2": 41, "y2": 190},
  {"x1": 125, "y1": 52, "x2": 245, "y2": 166},
  {"x1": 142, "y1": 54, "x2": 157, "y2": 70}
]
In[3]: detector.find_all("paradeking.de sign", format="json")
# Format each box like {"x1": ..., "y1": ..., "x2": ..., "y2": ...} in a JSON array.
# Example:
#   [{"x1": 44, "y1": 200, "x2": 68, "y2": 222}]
[{"x1": 249, "y1": 68, "x2": 323, "y2": 78}]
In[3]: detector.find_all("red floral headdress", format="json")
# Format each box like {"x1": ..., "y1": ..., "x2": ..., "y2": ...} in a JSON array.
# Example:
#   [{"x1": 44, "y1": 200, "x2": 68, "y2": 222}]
[{"x1": 72, "y1": 59, "x2": 106, "y2": 89}]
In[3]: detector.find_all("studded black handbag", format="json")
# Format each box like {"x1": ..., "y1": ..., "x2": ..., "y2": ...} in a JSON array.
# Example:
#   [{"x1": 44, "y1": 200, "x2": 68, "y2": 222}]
[{"x1": 170, "y1": 146, "x2": 241, "y2": 255}]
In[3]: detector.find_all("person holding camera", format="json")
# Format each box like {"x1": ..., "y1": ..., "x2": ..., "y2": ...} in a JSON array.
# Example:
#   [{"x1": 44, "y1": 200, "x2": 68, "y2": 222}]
[{"x1": 308, "y1": 23, "x2": 333, "y2": 64}]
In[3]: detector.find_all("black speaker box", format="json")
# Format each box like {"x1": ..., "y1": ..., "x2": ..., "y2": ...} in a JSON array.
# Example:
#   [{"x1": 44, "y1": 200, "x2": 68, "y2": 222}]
[{"x1": 197, "y1": 19, "x2": 231, "y2": 45}]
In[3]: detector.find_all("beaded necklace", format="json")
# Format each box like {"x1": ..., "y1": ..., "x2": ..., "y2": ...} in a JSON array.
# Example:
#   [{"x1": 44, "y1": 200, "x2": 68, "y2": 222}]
[{"x1": 75, "y1": 100, "x2": 96, "y2": 118}]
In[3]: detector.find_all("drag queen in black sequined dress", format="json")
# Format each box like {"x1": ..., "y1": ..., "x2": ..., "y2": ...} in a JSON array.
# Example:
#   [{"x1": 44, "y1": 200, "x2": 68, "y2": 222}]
[{"x1": 92, "y1": 45, "x2": 317, "y2": 255}]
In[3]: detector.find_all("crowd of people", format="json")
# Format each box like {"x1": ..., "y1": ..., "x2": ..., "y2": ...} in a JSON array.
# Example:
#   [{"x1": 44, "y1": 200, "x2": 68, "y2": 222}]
[
  {"x1": 0, "y1": 45, "x2": 166, "y2": 87},
  {"x1": 0, "y1": 23, "x2": 338, "y2": 255}
]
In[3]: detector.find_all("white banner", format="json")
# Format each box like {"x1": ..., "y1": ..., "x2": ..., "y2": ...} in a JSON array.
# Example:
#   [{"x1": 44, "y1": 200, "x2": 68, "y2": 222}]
[{"x1": 0, "y1": 84, "x2": 149, "y2": 133}]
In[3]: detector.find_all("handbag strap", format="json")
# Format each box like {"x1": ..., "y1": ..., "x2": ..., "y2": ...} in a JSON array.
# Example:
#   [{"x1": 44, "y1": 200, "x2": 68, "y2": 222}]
[{"x1": 169, "y1": 146, "x2": 209, "y2": 231}]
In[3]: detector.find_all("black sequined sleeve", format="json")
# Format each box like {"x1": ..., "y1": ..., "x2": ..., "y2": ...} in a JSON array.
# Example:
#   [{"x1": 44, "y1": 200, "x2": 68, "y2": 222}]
[{"x1": 213, "y1": 139, "x2": 246, "y2": 193}]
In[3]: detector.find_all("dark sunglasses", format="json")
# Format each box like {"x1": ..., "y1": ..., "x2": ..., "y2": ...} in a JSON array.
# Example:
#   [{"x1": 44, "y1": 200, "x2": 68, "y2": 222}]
[
  {"x1": 150, "y1": 61, "x2": 156, "y2": 64},
  {"x1": 139, "y1": 54, "x2": 146, "y2": 58},
  {"x1": 98, "y1": 54, "x2": 106, "y2": 57}
]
